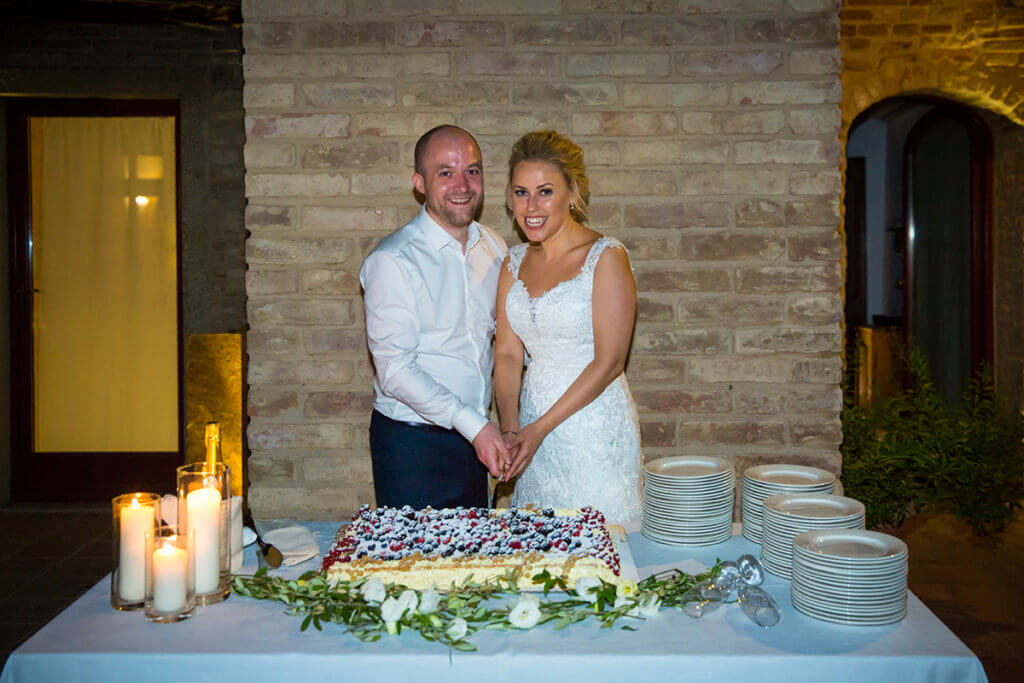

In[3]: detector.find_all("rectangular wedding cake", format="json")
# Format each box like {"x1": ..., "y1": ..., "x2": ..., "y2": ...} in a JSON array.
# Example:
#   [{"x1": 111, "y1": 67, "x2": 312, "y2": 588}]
[{"x1": 323, "y1": 504, "x2": 625, "y2": 590}]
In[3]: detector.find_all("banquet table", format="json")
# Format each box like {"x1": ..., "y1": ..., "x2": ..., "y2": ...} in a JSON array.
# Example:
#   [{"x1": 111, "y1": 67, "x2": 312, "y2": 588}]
[{"x1": 0, "y1": 521, "x2": 987, "y2": 683}]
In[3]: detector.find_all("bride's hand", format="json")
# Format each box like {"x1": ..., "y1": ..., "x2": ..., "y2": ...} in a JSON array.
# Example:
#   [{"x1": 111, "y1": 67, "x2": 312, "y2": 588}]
[
  {"x1": 506, "y1": 423, "x2": 546, "y2": 479},
  {"x1": 499, "y1": 429, "x2": 520, "y2": 480}
]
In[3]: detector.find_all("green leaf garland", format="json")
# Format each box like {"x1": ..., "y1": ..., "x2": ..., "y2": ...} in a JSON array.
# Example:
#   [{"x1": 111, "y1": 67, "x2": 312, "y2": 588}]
[{"x1": 231, "y1": 561, "x2": 718, "y2": 652}]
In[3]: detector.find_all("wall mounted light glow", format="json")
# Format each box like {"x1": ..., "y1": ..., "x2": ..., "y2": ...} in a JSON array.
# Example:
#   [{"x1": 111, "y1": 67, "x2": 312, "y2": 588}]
[{"x1": 134, "y1": 195, "x2": 150, "y2": 207}]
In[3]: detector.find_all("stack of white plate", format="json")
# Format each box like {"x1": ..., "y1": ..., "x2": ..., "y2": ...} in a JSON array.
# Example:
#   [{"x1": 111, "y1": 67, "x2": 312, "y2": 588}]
[
  {"x1": 791, "y1": 529, "x2": 909, "y2": 625},
  {"x1": 641, "y1": 456, "x2": 735, "y2": 546},
  {"x1": 741, "y1": 464, "x2": 836, "y2": 543},
  {"x1": 760, "y1": 493, "x2": 865, "y2": 578}
]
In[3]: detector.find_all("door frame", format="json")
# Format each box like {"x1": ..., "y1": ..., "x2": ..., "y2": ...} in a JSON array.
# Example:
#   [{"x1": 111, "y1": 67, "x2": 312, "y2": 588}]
[
  {"x1": 842, "y1": 156, "x2": 867, "y2": 355},
  {"x1": 903, "y1": 103, "x2": 994, "y2": 374},
  {"x1": 6, "y1": 97, "x2": 185, "y2": 501}
]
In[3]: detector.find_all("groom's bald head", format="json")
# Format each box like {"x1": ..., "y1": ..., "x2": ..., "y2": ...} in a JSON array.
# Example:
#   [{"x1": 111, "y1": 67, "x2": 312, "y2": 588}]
[{"x1": 414, "y1": 125, "x2": 480, "y2": 176}]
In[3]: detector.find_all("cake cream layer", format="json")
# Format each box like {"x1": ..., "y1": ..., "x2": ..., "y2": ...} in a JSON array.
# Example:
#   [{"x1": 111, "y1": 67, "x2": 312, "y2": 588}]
[{"x1": 322, "y1": 505, "x2": 626, "y2": 591}]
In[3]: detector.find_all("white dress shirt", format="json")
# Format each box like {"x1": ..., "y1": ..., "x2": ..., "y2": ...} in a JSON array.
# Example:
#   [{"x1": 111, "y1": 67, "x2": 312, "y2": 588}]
[{"x1": 360, "y1": 207, "x2": 508, "y2": 442}]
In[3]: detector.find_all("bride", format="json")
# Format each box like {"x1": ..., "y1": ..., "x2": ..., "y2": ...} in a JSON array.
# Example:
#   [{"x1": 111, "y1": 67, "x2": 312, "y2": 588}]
[{"x1": 494, "y1": 130, "x2": 643, "y2": 522}]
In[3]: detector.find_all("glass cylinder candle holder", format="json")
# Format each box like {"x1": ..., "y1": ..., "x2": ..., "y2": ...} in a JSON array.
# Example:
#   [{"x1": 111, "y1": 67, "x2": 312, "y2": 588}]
[
  {"x1": 110, "y1": 492, "x2": 161, "y2": 611},
  {"x1": 145, "y1": 525, "x2": 195, "y2": 623},
  {"x1": 177, "y1": 462, "x2": 231, "y2": 605}
]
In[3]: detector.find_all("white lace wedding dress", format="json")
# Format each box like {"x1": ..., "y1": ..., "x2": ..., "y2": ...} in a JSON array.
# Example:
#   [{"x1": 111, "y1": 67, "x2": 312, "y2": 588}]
[{"x1": 505, "y1": 236, "x2": 643, "y2": 522}]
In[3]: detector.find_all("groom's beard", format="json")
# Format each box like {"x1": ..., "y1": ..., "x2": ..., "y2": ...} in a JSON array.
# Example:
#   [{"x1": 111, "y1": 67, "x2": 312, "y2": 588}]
[{"x1": 427, "y1": 191, "x2": 482, "y2": 230}]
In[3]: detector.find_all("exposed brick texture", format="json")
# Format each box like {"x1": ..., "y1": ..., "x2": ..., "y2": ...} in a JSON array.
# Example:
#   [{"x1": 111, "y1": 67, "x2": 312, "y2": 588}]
[
  {"x1": 988, "y1": 113, "x2": 1024, "y2": 412},
  {"x1": 243, "y1": 0, "x2": 844, "y2": 519},
  {"x1": 841, "y1": 0, "x2": 1024, "y2": 412}
]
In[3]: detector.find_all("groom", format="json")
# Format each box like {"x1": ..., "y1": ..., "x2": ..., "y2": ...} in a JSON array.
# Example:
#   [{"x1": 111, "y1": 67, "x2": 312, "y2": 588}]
[{"x1": 360, "y1": 125, "x2": 510, "y2": 509}]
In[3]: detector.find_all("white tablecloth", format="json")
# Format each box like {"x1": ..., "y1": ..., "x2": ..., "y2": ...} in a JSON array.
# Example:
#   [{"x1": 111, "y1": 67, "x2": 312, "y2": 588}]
[{"x1": 0, "y1": 522, "x2": 987, "y2": 683}]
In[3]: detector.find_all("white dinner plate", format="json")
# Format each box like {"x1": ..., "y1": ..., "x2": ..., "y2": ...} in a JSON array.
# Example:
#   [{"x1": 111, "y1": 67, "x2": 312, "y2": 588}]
[
  {"x1": 792, "y1": 591, "x2": 907, "y2": 613},
  {"x1": 645, "y1": 456, "x2": 734, "y2": 479},
  {"x1": 642, "y1": 529, "x2": 733, "y2": 547},
  {"x1": 793, "y1": 529, "x2": 908, "y2": 561},
  {"x1": 762, "y1": 493, "x2": 865, "y2": 519},
  {"x1": 791, "y1": 596, "x2": 907, "y2": 624},
  {"x1": 744, "y1": 464, "x2": 837, "y2": 488}
]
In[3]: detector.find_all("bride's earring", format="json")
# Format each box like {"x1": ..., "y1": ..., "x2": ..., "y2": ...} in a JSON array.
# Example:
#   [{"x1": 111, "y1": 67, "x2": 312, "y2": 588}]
[{"x1": 570, "y1": 201, "x2": 575, "y2": 211}]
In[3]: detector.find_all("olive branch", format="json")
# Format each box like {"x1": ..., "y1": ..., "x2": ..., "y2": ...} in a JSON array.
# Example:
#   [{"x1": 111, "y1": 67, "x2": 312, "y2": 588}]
[{"x1": 231, "y1": 561, "x2": 717, "y2": 652}]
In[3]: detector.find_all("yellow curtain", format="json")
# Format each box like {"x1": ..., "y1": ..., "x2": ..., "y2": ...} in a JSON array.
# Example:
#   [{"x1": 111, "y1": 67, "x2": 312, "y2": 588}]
[{"x1": 31, "y1": 117, "x2": 178, "y2": 452}]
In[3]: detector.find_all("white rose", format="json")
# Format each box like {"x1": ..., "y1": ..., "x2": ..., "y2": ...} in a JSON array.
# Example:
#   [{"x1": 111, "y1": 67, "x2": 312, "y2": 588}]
[
  {"x1": 616, "y1": 581, "x2": 638, "y2": 598},
  {"x1": 574, "y1": 576, "x2": 602, "y2": 604},
  {"x1": 629, "y1": 593, "x2": 661, "y2": 618},
  {"x1": 508, "y1": 595, "x2": 542, "y2": 629},
  {"x1": 380, "y1": 596, "x2": 405, "y2": 634},
  {"x1": 360, "y1": 577, "x2": 386, "y2": 604},
  {"x1": 397, "y1": 589, "x2": 418, "y2": 615},
  {"x1": 614, "y1": 595, "x2": 636, "y2": 610},
  {"x1": 418, "y1": 588, "x2": 441, "y2": 615},
  {"x1": 447, "y1": 616, "x2": 468, "y2": 641}
]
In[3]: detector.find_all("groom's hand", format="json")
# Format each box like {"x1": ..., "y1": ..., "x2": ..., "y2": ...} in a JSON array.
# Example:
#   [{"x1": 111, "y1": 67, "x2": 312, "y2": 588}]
[{"x1": 472, "y1": 422, "x2": 512, "y2": 479}]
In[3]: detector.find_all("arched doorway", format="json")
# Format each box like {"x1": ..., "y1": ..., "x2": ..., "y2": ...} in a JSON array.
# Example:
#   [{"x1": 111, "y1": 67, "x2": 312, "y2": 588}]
[{"x1": 845, "y1": 96, "x2": 992, "y2": 406}]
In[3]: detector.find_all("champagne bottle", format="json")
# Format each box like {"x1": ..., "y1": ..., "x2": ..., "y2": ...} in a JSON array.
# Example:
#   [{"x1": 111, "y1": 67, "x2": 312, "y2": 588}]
[{"x1": 204, "y1": 421, "x2": 220, "y2": 471}]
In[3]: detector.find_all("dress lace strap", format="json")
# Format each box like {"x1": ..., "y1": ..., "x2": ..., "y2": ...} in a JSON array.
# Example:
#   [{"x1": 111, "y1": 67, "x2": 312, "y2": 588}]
[
  {"x1": 506, "y1": 243, "x2": 528, "y2": 278},
  {"x1": 582, "y1": 236, "x2": 626, "y2": 276}
]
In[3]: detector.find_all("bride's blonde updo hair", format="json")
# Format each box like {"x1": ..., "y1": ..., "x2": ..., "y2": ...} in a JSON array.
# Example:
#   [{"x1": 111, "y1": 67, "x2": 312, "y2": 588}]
[{"x1": 506, "y1": 130, "x2": 589, "y2": 224}]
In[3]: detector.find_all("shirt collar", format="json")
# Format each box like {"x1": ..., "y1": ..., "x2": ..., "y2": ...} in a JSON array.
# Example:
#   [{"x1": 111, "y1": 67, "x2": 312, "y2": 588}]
[{"x1": 417, "y1": 206, "x2": 481, "y2": 252}]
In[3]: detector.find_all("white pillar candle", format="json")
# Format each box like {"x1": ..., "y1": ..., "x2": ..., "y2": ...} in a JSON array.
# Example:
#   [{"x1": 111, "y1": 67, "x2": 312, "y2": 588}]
[
  {"x1": 186, "y1": 486, "x2": 222, "y2": 594},
  {"x1": 118, "y1": 498, "x2": 154, "y2": 602},
  {"x1": 152, "y1": 542, "x2": 188, "y2": 613}
]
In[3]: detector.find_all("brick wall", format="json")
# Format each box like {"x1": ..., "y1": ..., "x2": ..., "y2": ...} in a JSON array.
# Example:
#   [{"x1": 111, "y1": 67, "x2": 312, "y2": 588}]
[
  {"x1": 841, "y1": 0, "x2": 1024, "y2": 129},
  {"x1": 841, "y1": 0, "x2": 1024, "y2": 410},
  {"x1": 989, "y1": 114, "x2": 1024, "y2": 412},
  {"x1": 242, "y1": 0, "x2": 845, "y2": 519}
]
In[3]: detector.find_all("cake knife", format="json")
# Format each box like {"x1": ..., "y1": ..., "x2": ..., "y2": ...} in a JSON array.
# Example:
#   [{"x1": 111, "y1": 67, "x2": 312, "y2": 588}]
[{"x1": 244, "y1": 512, "x2": 284, "y2": 568}]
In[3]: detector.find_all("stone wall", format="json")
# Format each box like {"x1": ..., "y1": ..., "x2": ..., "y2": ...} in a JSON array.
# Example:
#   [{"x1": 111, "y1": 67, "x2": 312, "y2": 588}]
[
  {"x1": 840, "y1": 0, "x2": 1024, "y2": 409},
  {"x1": 242, "y1": 0, "x2": 845, "y2": 519},
  {"x1": 840, "y1": 0, "x2": 1024, "y2": 129}
]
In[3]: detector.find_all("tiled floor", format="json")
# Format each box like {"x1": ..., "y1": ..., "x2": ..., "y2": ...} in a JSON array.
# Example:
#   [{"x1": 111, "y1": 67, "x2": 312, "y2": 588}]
[
  {"x1": 0, "y1": 504, "x2": 112, "y2": 670},
  {"x1": 901, "y1": 511, "x2": 1024, "y2": 683},
  {"x1": 1, "y1": 505, "x2": 1022, "y2": 680}
]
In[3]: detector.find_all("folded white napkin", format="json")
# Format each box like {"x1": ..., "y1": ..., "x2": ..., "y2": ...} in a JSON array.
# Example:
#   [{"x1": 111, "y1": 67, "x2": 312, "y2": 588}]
[
  {"x1": 257, "y1": 519, "x2": 319, "y2": 566},
  {"x1": 160, "y1": 494, "x2": 178, "y2": 525}
]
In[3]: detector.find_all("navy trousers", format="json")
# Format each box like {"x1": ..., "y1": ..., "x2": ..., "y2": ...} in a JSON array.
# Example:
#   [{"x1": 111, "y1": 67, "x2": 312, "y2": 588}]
[{"x1": 369, "y1": 411, "x2": 488, "y2": 509}]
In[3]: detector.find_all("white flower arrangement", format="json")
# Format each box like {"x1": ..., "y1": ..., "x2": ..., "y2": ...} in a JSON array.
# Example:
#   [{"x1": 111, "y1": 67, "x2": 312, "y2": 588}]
[
  {"x1": 573, "y1": 576, "x2": 602, "y2": 604},
  {"x1": 232, "y1": 563, "x2": 719, "y2": 652},
  {"x1": 508, "y1": 595, "x2": 542, "y2": 629},
  {"x1": 418, "y1": 588, "x2": 441, "y2": 615},
  {"x1": 359, "y1": 577, "x2": 386, "y2": 604},
  {"x1": 447, "y1": 617, "x2": 468, "y2": 641}
]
